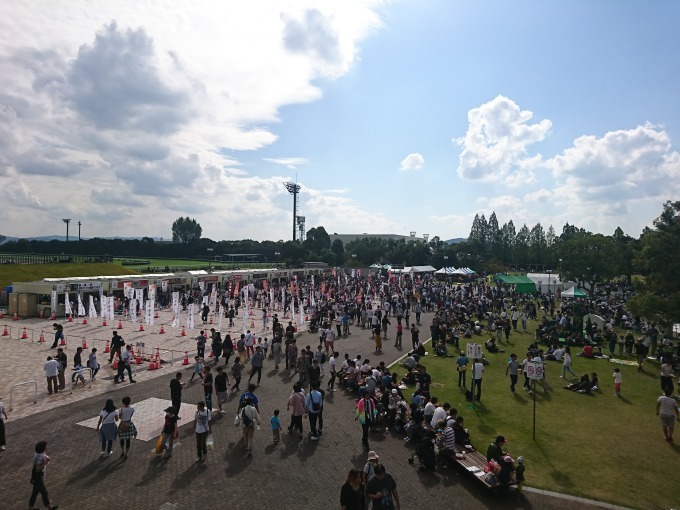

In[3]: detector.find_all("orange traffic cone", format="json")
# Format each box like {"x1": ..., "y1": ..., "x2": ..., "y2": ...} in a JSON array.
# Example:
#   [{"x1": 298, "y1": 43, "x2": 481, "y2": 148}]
[
  {"x1": 118, "y1": 321, "x2": 123, "y2": 329},
  {"x1": 159, "y1": 325, "x2": 165, "y2": 334},
  {"x1": 2, "y1": 325, "x2": 8, "y2": 336},
  {"x1": 59, "y1": 335, "x2": 66, "y2": 347},
  {"x1": 209, "y1": 349, "x2": 214, "y2": 358},
  {"x1": 135, "y1": 349, "x2": 142, "y2": 365},
  {"x1": 113, "y1": 352, "x2": 119, "y2": 369},
  {"x1": 148, "y1": 359, "x2": 157, "y2": 371},
  {"x1": 102, "y1": 318, "x2": 107, "y2": 327},
  {"x1": 68, "y1": 314, "x2": 73, "y2": 323},
  {"x1": 209, "y1": 315, "x2": 213, "y2": 324},
  {"x1": 294, "y1": 325, "x2": 298, "y2": 333},
  {"x1": 38, "y1": 331, "x2": 45, "y2": 343},
  {"x1": 139, "y1": 323, "x2": 144, "y2": 332},
  {"x1": 249, "y1": 309, "x2": 253, "y2": 316},
  {"x1": 155, "y1": 348, "x2": 162, "y2": 368},
  {"x1": 182, "y1": 351, "x2": 189, "y2": 365},
  {"x1": 13, "y1": 312, "x2": 19, "y2": 321},
  {"x1": 181, "y1": 326, "x2": 186, "y2": 337},
  {"x1": 82, "y1": 317, "x2": 88, "y2": 325},
  {"x1": 104, "y1": 340, "x2": 110, "y2": 353},
  {"x1": 50, "y1": 311, "x2": 55, "y2": 320},
  {"x1": 250, "y1": 319, "x2": 255, "y2": 328},
  {"x1": 21, "y1": 327, "x2": 28, "y2": 339},
  {"x1": 82, "y1": 338, "x2": 88, "y2": 349}
]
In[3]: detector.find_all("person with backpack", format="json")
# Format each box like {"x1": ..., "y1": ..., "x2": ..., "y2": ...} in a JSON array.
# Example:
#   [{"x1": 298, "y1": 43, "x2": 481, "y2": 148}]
[
  {"x1": 305, "y1": 382, "x2": 323, "y2": 440},
  {"x1": 355, "y1": 390, "x2": 378, "y2": 450},
  {"x1": 240, "y1": 397, "x2": 260, "y2": 456}
]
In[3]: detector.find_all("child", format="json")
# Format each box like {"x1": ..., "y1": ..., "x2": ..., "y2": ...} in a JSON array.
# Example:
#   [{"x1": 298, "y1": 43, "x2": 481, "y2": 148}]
[
  {"x1": 271, "y1": 409, "x2": 281, "y2": 444},
  {"x1": 613, "y1": 368, "x2": 622, "y2": 397},
  {"x1": 231, "y1": 357, "x2": 243, "y2": 392},
  {"x1": 190, "y1": 355, "x2": 204, "y2": 383},
  {"x1": 262, "y1": 337, "x2": 269, "y2": 358},
  {"x1": 516, "y1": 456, "x2": 526, "y2": 492}
]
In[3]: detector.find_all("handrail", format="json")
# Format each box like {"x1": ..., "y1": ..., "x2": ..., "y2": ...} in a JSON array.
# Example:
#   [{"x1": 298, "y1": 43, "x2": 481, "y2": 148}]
[{"x1": 9, "y1": 380, "x2": 38, "y2": 411}]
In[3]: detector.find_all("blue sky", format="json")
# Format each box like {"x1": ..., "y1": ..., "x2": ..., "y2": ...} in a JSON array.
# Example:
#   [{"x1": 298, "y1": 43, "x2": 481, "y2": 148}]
[{"x1": 1, "y1": 1, "x2": 679, "y2": 241}]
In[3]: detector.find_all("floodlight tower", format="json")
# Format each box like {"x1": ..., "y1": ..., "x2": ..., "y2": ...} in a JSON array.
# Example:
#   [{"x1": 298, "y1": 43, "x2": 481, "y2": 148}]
[
  {"x1": 62, "y1": 218, "x2": 71, "y2": 242},
  {"x1": 284, "y1": 182, "x2": 301, "y2": 241}
]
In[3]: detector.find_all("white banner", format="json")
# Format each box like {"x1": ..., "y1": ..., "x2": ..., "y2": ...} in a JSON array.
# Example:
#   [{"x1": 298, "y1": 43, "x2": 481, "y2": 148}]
[
  {"x1": 108, "y1": 296, "x2": 115, "y2": 321},
  {"x1": 130, "y1": 296, "x2": 137, "y2": 323},
  {"x1": 210, "y1": 284, "x2": 217, "y2": 309},
  {"x1": 124, "y1": 282, "x2": 133, "y2": 299},
  {"x1": 242, "y1": 286, "x2": 249, "y2": 333},
  {"x1": 148, "y1": 283, "x2": 157, "y2": 301},
  {"x1": 199, "y1": 281, "x2": 205, "y2": 293},
  {"x1": 136, "y1": 289, "x2": 144, "y2": 314},
  {"x1": 299, "y1": 300, "x2": 304, "y2": 326},
  {"x1": 64, "y1": 294, "x2": 72, "y2": 317},
  {"x1": 88, "y1": 295, "x2": 97, "y2": 318},
  {"x1": 51, "y1": 290, "x2": 57, "y2": 315},
  {"x1": 171, "y1": 292, "x2": 180, "y2": 328},
  {"x1": 145, "y1": 299, "x2": 155, "y2": 325},
  {"x1": 187, "y1": 303, "x2": 195, "y2": 330},
  {"x1": 217, "y1": 303, "x2": 223, "y2": 332},
  {"x1": 76, "y1": 294, "x2": 85, "y2": 317}
]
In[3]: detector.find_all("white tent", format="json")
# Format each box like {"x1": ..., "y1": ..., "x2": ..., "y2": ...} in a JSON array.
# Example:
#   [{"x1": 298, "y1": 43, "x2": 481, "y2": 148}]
[
  {"x1": 410, "y1": 265, "x2": 436, "y2": 273},
  {"x1": 436, "y1": 266, "x2": 457, "y2": 275},
  {"x1": 561, "y1": 286, "x2": 587, "y2": 298},
  {"x1": 527, "y1": 273, "x2": 574, "y2": 295}
]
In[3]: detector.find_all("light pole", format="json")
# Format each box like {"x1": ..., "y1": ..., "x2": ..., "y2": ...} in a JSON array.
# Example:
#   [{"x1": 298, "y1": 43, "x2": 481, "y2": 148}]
[
  {"x1": 77, "y1": 221, "x2": 81, "y2": 241},
  {"x1": 547, "y1": 269, "x2": 552, "y2": 295},
  {"x1": 62, "y1": 218, "x2": 71, "y2": 242}
]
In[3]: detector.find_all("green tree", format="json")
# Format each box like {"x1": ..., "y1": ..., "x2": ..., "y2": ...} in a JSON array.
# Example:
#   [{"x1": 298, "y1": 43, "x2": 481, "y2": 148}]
[
  {"x1": 468, "y1": 214, "x2": 487, "y2": 254},
  {"x1": 171, "y1": 217, "x2": 202, "y2": 244},
  {"x1": 627, "y1": 201, "x2": 680, "y2": 326},
  {"x1": 330, "y1": 238, "x2": 345, "y2": 266},
  {"x1": 559, "y1": 233, "x2": 620, "y2": 296},
  {"x1": 514, "y1": 224, "x2": 530, "y2": 267},
  {"x1": 303, "y1": 226, "x2": 331, "y2": 253},
  {"x1": 487, "y1": 212, "x2": 501, "y2": 259},
  {"x1": 529, "y1": 223, "x2": 547, "y2": 266},
  {"x1": 500, "y1": 220, "x2": 516, "y2": 264}
]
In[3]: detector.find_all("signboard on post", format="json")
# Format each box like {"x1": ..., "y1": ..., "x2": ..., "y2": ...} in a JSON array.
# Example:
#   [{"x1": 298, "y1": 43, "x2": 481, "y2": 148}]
[
  {"x1": 466, "y1": 343, "x2": 483, "y2": 360},
  {"x1": 527, "y1": 361, "x2": 544, "y2": 380}
]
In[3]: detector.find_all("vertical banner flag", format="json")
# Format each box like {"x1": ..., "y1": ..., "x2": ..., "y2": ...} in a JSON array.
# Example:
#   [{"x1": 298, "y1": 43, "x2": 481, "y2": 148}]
[
  {"x1": 107, "y1": 296, "x2": 114, "y2": 321},
  {"x1": 136, "y1": 289, "x2": 144, "y2": 315},
  {"x1": 187, "y1": 303, "x2": 195, "y2": 330},
  {"x1": 77, "y1": 294, "x2": 85, "y2": 317},
  {"x1": 242, "y1": 285, "x2": 249, "y2": 333},
  {"x1": 89, "y1": 296, "x2": 97, "y2": 318},
  {"x1": 217, "y1": 303, "x2": 223, "y2": 332},
  {"x1": 130, "y1": 296, "x2": 137, "y2": 323},
  {"x1": 51, "y1": 290, "x2": 57, "y2": 316},
  {"x1": 64, "y1": 294, "x2": 72, "y2": 317},
  {"x1": 172, "y1": 292, "x2": 180, "y2": 328},
  {"x1": 145, "y1": 300, "x2": 155, "y2": 325},
  {"x1": 199, "y1": 281, "x2": 205, "y2": 293},
  {"x1": 148, "y1": 284, "x2": 157, "y2": 301}
]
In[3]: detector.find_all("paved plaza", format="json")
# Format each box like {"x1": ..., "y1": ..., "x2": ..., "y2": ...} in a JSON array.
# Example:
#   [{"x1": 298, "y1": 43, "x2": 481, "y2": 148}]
[{"x1": 0, "y1": 309, "x2": 620, "y2": 509}]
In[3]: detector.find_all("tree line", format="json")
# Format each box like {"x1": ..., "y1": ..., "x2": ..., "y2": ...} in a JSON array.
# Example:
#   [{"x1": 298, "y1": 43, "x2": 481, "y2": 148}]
[{"x1": 2, "y1": 203, "x2": 679, "y2": 324}]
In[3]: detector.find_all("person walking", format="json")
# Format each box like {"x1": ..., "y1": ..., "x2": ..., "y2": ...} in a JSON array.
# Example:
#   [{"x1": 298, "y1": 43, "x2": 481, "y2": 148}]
[
  {"x1": 366, "y1": 464, "x2": 401, "y2": 510},
  {"x1": 195, "y1": 331, "x2": 207, "y2": 359},
  {"x1": 327, "y1": 351, "x2": 338, "y2": 392},
  {"x1": 240, "y1": 396, "x2": 260, "y2": 456},
  {"x1": 657, "y1": 388, "x2": 680, "y2": 443},
  {"x1": 215, "y1": 366, "x2": 230, "y2": 413},
  {"x1": 230, "y1": 357, "x2": 243, "y2": 392},
  {"x1": 340, "y1": 468, "x2": 364, "y2": 510},
  {"x1": 55, "y1": 348, "x2": 67, "y2": 390},
  {"x1": 561, "y1": 346, "x2": 577, "y2": 380},
  {"x1": 271, "y1": 339, "x2": 282, "y2": 370},
  {"x1": 506, "y1": 353, "x2": 520, "y2": 393},
  {"x1": 44, "y1": 356, "x2": 60, "y2": 395},
  {"x1": 248, "y1": 346, "x2": 264, "y2": 385},
  {"x1": 117, "y1": 396, "x2": 137, "y2": 460},
  {"x1": 50, "y1": 323, "x2": 64, "y2": 349},
  {"x1": 170, "y1": 372, "x2": 185, "y2": 414},
  {"x1": 287, "y1": 383, "x2": 306, "y2": 440},
  {"x1": 455, "y1": 351, "x2": 468, "y2": 388},
  {"x1": 28, "y1": 440, "x2": 59, "y2": 510},
  {"x1": 305, "y1": 382, "x2": 323, "y2": 440},
  {"x1": 194, "y1": 401, "x2": 212, "y2": 463},
  {"x1": 222, "y1": 334, "x2": 234, "y2": 365},
  {"x1": 160, "y1": 406, "x2": 179, "y2": 459},
  {"x1": 472, "y1": 359, "x2": 484, "y2": 401},
  {"x1": 108, "y1": 331, "x2": 124, "y2": 364},
  {"x1": 88, "y1": 348, "x2": 99, "y2": 381},
  {"x1": 114, "y1": 345, "x2": 136, "y2": 384},
  {"x1": 355, "y1": 391, "x2": 378, "y2": 450},
  {"x1": 95, "y1": 399, "x2": 119, "y2": 456},
  {"x1": 201, "y1": 365, "x2": 213, "y2": 412}
]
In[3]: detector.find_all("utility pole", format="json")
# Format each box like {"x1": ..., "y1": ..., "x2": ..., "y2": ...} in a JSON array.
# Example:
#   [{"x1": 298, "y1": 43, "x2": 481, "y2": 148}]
[
  {"x1": 77, "y1": 221, "x2": 82, "y2": 241},
  {"x1": 284, "y1": 182, "x2": 301, "y2": 241}
]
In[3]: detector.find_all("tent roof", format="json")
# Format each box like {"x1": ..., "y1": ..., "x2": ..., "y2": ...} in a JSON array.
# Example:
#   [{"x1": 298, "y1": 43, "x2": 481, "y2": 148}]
[
  {"x1": 562, "y1": 286, "x2": 587, "y2": 298},
  {"x1": 411, "y1": 265, "x2": 436, "y2": 273},
  {"x1": 497, "y1": 274, "x2": 535, "y2": 285}
]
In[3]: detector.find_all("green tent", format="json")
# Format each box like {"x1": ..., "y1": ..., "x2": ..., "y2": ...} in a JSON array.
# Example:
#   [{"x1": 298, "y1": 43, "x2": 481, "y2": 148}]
[
  {"x1": 496, "y1": 274, "x2": 536, "y2": 294},
  {"x1": 562, "y1": 287, "x2": 587, "y2": 298}
]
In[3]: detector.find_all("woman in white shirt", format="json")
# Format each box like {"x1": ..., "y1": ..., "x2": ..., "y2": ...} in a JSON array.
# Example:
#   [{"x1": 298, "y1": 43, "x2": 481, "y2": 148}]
[
  {"x1": 117, "y1": 396, "x2": 137, "y2": 460},
  {"x1": 96, "y1": 399, "x2": 119, "y2": 456}
]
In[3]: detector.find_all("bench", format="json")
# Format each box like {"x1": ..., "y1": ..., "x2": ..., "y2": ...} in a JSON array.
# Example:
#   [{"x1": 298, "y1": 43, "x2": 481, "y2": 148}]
[{"x1": 451, "y1": 445, "x2": 517, "y2": 490}]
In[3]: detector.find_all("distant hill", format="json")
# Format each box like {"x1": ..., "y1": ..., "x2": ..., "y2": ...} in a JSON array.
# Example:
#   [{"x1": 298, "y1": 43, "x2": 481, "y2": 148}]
[{"x1": 445, "y1": 238, "x2": 467, "y2": 245}]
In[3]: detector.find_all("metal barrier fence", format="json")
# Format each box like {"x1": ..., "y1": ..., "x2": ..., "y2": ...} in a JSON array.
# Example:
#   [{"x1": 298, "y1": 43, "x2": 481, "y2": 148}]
[{"x1": 9, "y1": 380, "x2": 37, "y2": 411}]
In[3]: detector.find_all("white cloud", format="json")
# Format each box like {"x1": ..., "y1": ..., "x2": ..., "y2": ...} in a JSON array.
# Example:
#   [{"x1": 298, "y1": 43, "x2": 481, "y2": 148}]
[
  {"x1": 399, "y1": 152, "x2": 425, "y2": 172},
  {"x1": 0, "y1": 1, "x2": 388, "y2": 239},
  {"x1": 263, "y1": 157, "x2": 310, "y2": 169},
  {"x1": 524, "y1": 189, "x2": 552, "y2": 203},
  {"x1": 455, "y1": 95, "x2": 551, "y2": 186}
]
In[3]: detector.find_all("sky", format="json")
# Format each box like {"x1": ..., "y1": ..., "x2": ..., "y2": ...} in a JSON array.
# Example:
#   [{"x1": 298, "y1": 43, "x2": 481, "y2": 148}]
[{"x1": 1, "y1": 0, "x2": 680, "y2": 242}]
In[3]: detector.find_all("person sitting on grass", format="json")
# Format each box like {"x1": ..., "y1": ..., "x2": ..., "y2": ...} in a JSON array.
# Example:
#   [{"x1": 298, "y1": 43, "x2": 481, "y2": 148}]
[{"x1": 485, "y1": 337, "x2": 504, "y2": 354}]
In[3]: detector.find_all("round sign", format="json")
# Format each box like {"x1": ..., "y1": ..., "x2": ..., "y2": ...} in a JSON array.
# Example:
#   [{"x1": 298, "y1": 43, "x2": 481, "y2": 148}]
[{"x1": 527, "y1": 364, "x2": 535, "y2": 377}]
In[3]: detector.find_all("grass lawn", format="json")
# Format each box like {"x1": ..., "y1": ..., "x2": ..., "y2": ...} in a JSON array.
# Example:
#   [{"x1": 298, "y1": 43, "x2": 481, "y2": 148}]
[
  {"x1": 113, "y1": 258, "x2": 275, "y2": 271},
  {"x1": 0, "y1": 263, "x2": 138, "y2": 287},
  {"x1": 397, "y1": 320, "x2": 679, "y2": 510}
]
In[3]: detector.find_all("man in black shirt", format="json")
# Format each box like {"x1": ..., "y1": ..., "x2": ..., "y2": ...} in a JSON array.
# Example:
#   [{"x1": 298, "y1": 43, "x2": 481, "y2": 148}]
[
  {"x1": 56, "y1": 348, "x2": 68, "y2": 390},
  {"x1": 202, "y1": 366, "x2": 213, "y2": 411},
  {"x1": 109, "y1": 331, "x2": 125, "y2": 364},
  {"x1": 214, "y1": 366, "x2": 229, "y2": 414},
  {"x1": 170, "y1": 372, "x2": 184, "y2": 413}
]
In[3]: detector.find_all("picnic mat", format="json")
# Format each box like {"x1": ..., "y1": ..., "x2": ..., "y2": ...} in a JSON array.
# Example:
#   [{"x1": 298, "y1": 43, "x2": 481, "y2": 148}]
[{"x1": 608, "y1": 358, "x2": 639, "y2": 366}]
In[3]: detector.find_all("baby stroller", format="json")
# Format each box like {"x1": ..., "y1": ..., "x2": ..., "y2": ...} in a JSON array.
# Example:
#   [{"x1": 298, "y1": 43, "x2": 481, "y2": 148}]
[{"x1": 408, "y1": 430, "x2": 436, "y2": 472}]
